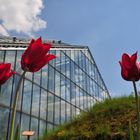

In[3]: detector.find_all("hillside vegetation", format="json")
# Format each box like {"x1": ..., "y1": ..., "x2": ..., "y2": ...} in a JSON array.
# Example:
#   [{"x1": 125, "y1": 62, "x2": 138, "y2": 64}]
[{"x1": 40, "y1": 96, "x2": 138, "y2": 140}]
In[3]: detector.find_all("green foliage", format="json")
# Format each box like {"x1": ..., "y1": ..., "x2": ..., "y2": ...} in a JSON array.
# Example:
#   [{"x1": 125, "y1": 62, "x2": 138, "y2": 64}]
[{"x1": 40, "y1": 96, "x2": 138, "y2": 140}]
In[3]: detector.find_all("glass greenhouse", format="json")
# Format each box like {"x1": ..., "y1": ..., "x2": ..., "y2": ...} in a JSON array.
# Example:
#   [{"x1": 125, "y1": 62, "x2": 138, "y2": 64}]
[{"x1": 0, "y1": 36, "x2": 110, "y2": 140}]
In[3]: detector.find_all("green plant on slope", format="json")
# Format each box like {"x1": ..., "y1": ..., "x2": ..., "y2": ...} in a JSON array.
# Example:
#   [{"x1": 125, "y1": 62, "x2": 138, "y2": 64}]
[{"x1": 40, "y1": 96, "x2": 139, "y2": 140}]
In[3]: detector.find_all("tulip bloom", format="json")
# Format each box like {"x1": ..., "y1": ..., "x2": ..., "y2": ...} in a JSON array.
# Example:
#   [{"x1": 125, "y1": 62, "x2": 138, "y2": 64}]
[
  {"x1": 0, "y1": 63, "x2": 15, "y2": 85},
  {"x1": 21, "y1": 37, "x2": 56, "y2": 72},
  {"x1": 119, "y1": 52, "x2": 140, "y2": 81},
  {"x1": 119, "y1": 52, "x2": 140, "y2": 139}
]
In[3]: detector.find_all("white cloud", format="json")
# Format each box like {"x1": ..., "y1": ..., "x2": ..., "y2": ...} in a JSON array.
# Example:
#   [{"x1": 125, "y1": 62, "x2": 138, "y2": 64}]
[{"x1": 0, "y1": 0, "x2": 46, "y2": 36}]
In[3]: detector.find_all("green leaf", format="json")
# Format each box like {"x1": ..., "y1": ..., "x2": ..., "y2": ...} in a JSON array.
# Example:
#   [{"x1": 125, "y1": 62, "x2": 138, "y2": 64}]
[
  {"x1": 14, "y1": 123, "x2": 21, "y2": 140},
  {"x1": 129, "y1": 121, "x2": 134, "y2": 140}
]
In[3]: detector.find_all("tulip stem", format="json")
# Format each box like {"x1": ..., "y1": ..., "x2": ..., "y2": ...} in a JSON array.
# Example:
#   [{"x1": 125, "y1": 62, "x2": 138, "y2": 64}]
[
  {"x1": 9, "y1": 71, "x2": 26, "y2": 140},
  {"x1": 133, "y1": 81, "x2": 140, "y2": 140}
]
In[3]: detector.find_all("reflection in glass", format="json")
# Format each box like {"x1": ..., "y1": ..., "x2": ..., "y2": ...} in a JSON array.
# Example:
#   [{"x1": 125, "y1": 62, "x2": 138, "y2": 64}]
[
  {"x1": 47, "y1": 93, "x2": 54, "y2": 123},
  {"x1": 61, "y1": 100, "x2": 65, "y2": 124},
  {"x1": 60, "y1": 75, "x2": 66, "y2": 99},
  {"x1": 20, "y1": 114, "x2": 30, "y2": 140},
  {"x1": 39, "y1": 120, "x2": 46, "y2": 137},
  {"x1": 55, "y1": 71, "x2": 60, "y2": 96},
  {"x1": 48, "y1": 66, "x2": 55, "y2": 93},
  {"x1": 0, "y1": 107, "x2": 9, "y2": 140},
  {"x1": 22, "y1": 80, "x2": 32, "y2": 114},
  {"x1": 40, "y1": 89, "x2": 47, "y2": 120},
  {"x1": 0, "y1": 45, "x2": 109, "y2": 138},
  {"x1": 32, "y1": 85, "x2": 40, "y2": 117},
  {"x1": 54, "y1": 97, "x2": 60, "y2": 124},
  {"x1": 0, "y1": 77, "x2": 13, "y2": 106},
  {"x1": 30, "y1": 117, "x2": 38, "y2": 140},
  {"x1": 41, "y1": 65, "x2": 48, "y2": 89}
]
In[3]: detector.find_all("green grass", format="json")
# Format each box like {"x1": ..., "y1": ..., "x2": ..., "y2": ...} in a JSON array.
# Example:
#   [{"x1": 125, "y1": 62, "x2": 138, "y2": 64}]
[{"x1": 40, "y1": 96, "x2": 138, "y2": 140}]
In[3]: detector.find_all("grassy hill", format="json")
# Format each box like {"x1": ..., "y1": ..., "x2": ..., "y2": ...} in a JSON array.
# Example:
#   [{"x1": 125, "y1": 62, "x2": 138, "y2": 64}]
[{"x1": 40, "y1": 96, "x2": 138, "y2": 140}]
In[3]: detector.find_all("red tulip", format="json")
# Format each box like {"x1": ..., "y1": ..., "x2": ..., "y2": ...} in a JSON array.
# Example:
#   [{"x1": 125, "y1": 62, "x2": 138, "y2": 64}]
[
  {"x1": 21, "y1": 37, "x2": 56, "y2": 72},
  {"x1": 119, "y1": 52, "x2": 140, "y2": 81},
  {"x1": 0, "y1": 63, "x2": 16, "y2": 85}
]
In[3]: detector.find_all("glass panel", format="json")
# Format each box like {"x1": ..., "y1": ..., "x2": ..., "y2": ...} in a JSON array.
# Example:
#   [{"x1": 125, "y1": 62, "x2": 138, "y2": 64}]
[
  {"x1": 20, "y1": 114, "x2": 30, "y2": 140},
  {"x1": 55, "y1": 50, "x2": 61, "y2": 71},
  {"x1": 47, "y1": 93, "x2": 54, "y2": 123},
  {"x1": 79, "y1": 51, "x2": 82, "y2": 68},
  {"x1": 82, "y1": 72, "x2": 86, "y2": 91},
  {"x1": 65, "y1": 50, "x2": 70, "y2": 57},
  {"x1": 71, "y1": 106, "x2": 76, "y2": 118},
  {"x1": 70, "y1": 61, "x2": 75, "y2": 82},
  {"x1": 15, "y1": 75, "x2": 23, "y2": 110},
  {"x1": 65, "y1": 79, "x2": 70, "y2": 102},
  {"x1": 47, "y1": 123, "x2": 53, "y2": 131},
  {"x1": 0, "y1": 51, "x2": 16, "y2": 106},
  {"x1": 0, "y1": 107, "x2": 9, "y2": 140},
  {"x1": 49, "y1": 50, "x2": 56, "y2": 67},
  {"x1": 79, "y1": 89, "x2": 84, "y2": 109},
  {"x1": 22, "y1": 80, "x2": 32, "y2": 114},
  {"x1": 74, "y1": 50, "x2": 79, "y2": 64},
  {"x1": 60, "y1": 75, "x2": 66, "y2": 100},
  {"x1": 70, "y1": 50, "x2": 74, "y2": 61},
  {"x1": 78, "y1": 69, "x2": 83, "y2": 88},
  {"x1": 55, "y1": 71, "x2": 60, "y2": 96},
  {"x1": 66, "y1": 103, "x2": 70, "y2": 121},
  {"x1": 61, "y1": 100, "x2": 65, "y2": 124},
  {"x1": 16, "y1": 51, "x2": 23, "y2": 73},
  {"x1": 83, "y1": 93, "x2": 88, "y2": 109},
  {"x1": 74, "y1": 65, "x2": 79, "y2": 85},
  {"x1": 39, "y1": 120, "x2": 46, "y2": 137},
  {"x1": 82, "y1": 52, "x2": 86, "y2": 72},
  {"x1": 40, "y1": 89, "x2": 47, "y2": 120},
  {"x1": 91, "y1": 97, "x2": 95, "y2": 106},
  {"x1": 89, "y1": 79, "x2": 94, "y2": 96},
  {"x1": 0, "y1": 75, "x2": 13, "y2": 106},
  {"x1": 41, "y1": 65, "x2": 48, "y2": 89},
  {"x1": 76, "y1": 108, "x2": 80, "y2": 116},
  {"x1": 70, "y1": 83, "x2": 76, "y2": 106},
  {"x1": 87, "y1": 95, "x2": 91, "y2": 108},
  {"x1": 30, "y1": 117, "x2": 38, "y2": 140},
  {"x1": 65, "y1": 56, "x2": 70, "y2": 78},
  {"x1": 34, "y1": 71, "x2": 41, "y2": 85},
  {"x1": 5, "y1": 51, "x2": 16, "y2": 67},
  {"x1": 32, "y1": 85, "x2": 40, "y2": 117},
  {"x1": 54, "y1": 97, "x2": 60, "y2": 124},
  {"x1": 0, "y1": 50, "x2": 4, "y2": 62},
  {"x1": 48, "y1": 66, "x2": 55, "y2": 93},
  {"x1": 85, "y1": 57, "x2": 89, "y2": 74},
  {"x1": 75, "y1": 86, "x2": 80, "y2": 107},
  {"x1": 86, "y1": 75, "x2": 90, "y2": 94},
  {"x1": 60, "y1": 51, "x2": 66, "y2": 75},
  {"x1": 89, "y1": 61, "x2": 92, "y2": 77},
  {"x1": 95, "y1": 83, "x2": 99, "y2": 99}
]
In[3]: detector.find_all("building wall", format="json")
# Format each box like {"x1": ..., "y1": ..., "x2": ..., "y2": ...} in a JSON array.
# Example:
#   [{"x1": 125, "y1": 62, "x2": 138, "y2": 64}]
[{"x1": 0, "y1": 44, "x2": 109, "y2": 140}]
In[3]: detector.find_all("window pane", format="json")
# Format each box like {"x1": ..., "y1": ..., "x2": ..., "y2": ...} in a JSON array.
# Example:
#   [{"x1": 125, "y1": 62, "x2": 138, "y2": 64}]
[
  {"x1": 32, "y1": 85, "x2": 40, "y2": 117},
  {"x1": 21, "y1": 114, "x2": 30, "y2": 140},
  {"x1": 61, "y1": 100, "x2": 65, "y2": 124},
  {"x1": 47, "y1": 93, "x2": 54, "y2": 123},
  {"x1": 48, "y1": 66, "x2": 55, "y2": 93},
  {"x1": 30, "y1": 117, "x2": 38, "y2": 140},
  {"x1": 22, "y1": 80, "x2": 32, "y2": 114},
  {"x1": 0, "y1": 107, "x2": 9, "y2": 140},
  {"x1": 40, "y1": 89, "x2": 47, "y2": 120},
  {"x1": 54, "y1": 97, "x2": 60, "y2": 124}
]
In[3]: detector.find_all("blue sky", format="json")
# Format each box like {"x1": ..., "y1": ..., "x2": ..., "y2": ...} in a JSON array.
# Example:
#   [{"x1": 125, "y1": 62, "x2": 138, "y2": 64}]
[
  {"x1": 40, "y1": 0, "x2": 140, "y2": 97},
  {"x1": 1, "y1": 0, "x2": 140, "y2": 97}
]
